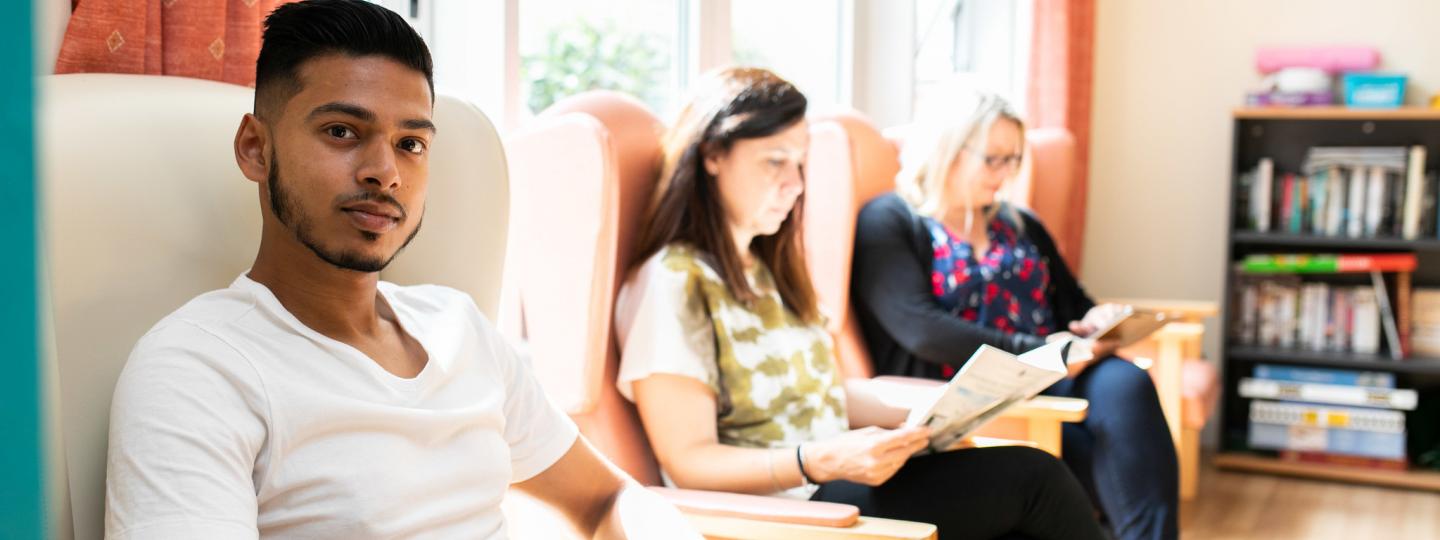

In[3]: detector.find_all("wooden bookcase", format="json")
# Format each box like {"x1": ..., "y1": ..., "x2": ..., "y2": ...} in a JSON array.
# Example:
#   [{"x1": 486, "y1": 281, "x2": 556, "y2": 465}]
[{"x1": 1219, "y1": 107, "x2": 1440, "y2": 491}]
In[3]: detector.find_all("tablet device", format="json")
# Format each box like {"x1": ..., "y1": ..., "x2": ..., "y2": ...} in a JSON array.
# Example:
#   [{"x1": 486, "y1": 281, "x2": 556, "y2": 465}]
[{"x1": 1088, "y1": 307, "x2": 1170, "y2": 348}]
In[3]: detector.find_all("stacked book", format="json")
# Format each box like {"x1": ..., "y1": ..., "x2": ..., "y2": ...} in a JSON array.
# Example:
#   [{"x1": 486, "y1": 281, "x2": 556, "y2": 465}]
[
  {"x1": 1412, "y1": 288, "x2": 1440, "y2": 357},
  {"x1": 1241, "y1": 364, "x2": 1415, "y2": 469},
  {"x1": 1239, "y1": 146, "x2": 1433, "y2": 238},
  {"x1": 1232, "y1": 253, "x2": 1417, "y2": 359}
]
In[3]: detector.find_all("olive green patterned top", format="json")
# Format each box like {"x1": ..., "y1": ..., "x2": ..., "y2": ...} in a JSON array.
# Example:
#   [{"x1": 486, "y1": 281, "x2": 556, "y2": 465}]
[{"x1": 616, "y1": 243, "x2": 849, "y2": 460}]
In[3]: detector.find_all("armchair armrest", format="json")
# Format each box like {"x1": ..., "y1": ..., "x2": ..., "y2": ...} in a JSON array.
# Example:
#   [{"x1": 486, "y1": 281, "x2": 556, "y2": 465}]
[
  {"x1": 651, "y1": 488, "x2": 937, "y2": 540},
  {"x1": 504, "y1": 488, "x2": 937, "y2": 540}
]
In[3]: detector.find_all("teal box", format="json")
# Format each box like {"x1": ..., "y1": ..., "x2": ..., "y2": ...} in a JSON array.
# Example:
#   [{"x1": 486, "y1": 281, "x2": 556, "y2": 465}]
[{"x1": 1342, "y1": 72, "x2": 1407, "y2": 108}]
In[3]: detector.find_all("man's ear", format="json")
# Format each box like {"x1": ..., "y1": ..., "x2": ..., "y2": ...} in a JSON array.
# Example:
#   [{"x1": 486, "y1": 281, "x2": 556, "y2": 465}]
[{"x1": 234, "y1": 113, "x2": 271, "y2": 184}]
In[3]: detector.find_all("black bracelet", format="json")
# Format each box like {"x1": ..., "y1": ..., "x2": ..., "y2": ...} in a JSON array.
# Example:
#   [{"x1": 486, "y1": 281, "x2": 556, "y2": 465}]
[{"x1": 796, "y1": 444, "x2": 818, "y2": 486}]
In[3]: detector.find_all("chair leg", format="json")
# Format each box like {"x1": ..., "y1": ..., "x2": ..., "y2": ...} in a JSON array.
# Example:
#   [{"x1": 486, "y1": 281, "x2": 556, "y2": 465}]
[
  {"x1": 1180, "y1": 427, "x2": 1200, "y2": 501},
  {"x1": 1026, "y1": 418, "x2": 1064, "y2": 458}
]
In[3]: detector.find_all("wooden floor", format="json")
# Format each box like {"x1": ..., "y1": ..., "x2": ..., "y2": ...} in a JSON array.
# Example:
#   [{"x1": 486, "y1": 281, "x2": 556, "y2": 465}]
[{"x1": 1181, "y1": 459, "x2": 1440, "y2": 539}]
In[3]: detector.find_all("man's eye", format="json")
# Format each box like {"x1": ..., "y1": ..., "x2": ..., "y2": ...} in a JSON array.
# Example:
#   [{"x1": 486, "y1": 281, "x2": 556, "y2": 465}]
[
  {"x1": 400, "y1": 139, "x2": 427, "y2": 155},
  {"x1": 327, "y1": 126, "x2": 356, "y2": 139}
]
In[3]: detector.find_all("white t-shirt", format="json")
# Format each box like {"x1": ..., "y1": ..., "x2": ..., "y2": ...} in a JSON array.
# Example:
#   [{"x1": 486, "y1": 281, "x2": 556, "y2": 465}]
[{"x1": 105, "y1": 275, "x2": 578, "y2": 539}]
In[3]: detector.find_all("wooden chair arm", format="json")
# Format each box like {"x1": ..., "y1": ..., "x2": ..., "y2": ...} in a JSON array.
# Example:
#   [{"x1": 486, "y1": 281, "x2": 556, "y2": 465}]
[
  {"x1": 1099, "y1": 297, "x2": 1219, "y2": 323},
  {"x1": 683, "y1": 513, "x2": 937, "y2": 540},
  {"x1": 654, "y1": 487, "x2": 937, "y2": 539},
  {"x1": 505, "y1": 488, "x2": 937, "y2": 540}
]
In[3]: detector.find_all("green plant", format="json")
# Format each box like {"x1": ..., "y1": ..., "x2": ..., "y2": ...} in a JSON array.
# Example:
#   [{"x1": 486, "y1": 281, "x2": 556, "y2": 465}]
[{"x1": 523, "y1": 20, "x2": 670, "y2": 113}]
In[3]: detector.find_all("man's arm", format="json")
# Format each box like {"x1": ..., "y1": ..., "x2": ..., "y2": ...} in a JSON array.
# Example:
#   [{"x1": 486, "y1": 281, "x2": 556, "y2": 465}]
[
  {"x1": 106, "y1": 322, "x2": 265, "y2": 539},
  {"x1": 513, "y1": 437, "x2": 700, "y2": 539}
]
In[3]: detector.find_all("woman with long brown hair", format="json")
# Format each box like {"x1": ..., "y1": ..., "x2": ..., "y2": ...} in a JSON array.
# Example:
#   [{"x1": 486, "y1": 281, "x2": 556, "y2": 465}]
[{"x1": 614, "y1": 67, "x2": 1106, "y2": 539}]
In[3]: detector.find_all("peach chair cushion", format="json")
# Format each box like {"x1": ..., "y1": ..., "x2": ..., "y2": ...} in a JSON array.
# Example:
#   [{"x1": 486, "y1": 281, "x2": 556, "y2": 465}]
[
  {"x1": 504, "y1": 115, "x2": 619, "y2": 415},
  {"x1": 42, "y1": 73, "x2": 508, "y2": 540},
  {"x1": 508, "y1": 91, "x2": 665, "y2": 486},
  {"x1": 1181, "y1": 360, "x2": 1220, "y2": 429},
  {"x1": 1014, "y1": 128, "x2": 1080, "y2": 272},
  {"x1": 804, "y1": 111, "x2": 901, "y2": 381}
]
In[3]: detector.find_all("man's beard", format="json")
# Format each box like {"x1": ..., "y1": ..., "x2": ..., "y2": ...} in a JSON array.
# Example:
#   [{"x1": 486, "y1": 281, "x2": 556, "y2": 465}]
[{"x1": 267, "y1": 156, "x2": 422, "y2": 273}]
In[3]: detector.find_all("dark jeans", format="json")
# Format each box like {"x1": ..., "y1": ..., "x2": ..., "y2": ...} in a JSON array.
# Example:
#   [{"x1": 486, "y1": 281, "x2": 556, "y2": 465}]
[
  {"x1": 810, "y1": 446, "x2": 1106, "y2": 540},
  {"x1": 1043, "y1": 356, "x2": 1179, "y2": 540}
]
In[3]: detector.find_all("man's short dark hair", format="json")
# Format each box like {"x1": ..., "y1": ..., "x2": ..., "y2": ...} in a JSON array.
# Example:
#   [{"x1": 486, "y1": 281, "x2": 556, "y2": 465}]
[{"x1": 254, "y1": 0, "x2": 434, "y2": 119}]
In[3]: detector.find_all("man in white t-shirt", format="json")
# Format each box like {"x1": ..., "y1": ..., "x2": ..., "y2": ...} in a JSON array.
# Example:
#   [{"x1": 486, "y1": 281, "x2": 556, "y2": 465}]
[{"x1": 104, "y1": 1, "x2": 697, "y2": 538}]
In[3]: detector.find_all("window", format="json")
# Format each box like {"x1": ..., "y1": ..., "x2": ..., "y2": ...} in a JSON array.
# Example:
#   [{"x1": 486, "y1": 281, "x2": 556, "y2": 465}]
[
  {"x1": 517, "y1": 0, "x2": 682, "y2": 120},
  {"x1": 913, "y1": 0, "x2": 1032, "y2": 117},
  {"x1": 730, "y1": 0, "x2": 845, "y2": 110}
]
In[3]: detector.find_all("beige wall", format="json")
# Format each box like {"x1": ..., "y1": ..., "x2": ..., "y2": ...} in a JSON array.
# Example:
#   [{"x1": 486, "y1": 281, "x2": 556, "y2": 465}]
[{"x1": 1084, "y1": 0, "x2": 1440, "y2": 366}]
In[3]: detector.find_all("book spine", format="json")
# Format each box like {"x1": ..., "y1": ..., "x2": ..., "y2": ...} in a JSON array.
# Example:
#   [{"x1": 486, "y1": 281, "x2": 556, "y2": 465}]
[
  {"x1": 1366, "y1": 166, "x2": 1385, "y2": 237},
  {"x1": 1354, "y1": 287, "x2": 1381, "y2": 355},
  {"x1": 1327, "y1": 165, "x2": 1345, "y2": 236},
  {"x1": 1404, "y1": 146, "x2": 1426, "y2": 238},
  {"x1": 1399, "y1": 271, "x2": 1412, "y2": 358},
  {"x1": 1372, "y1": 271, "x2": 1404, "y2": 360},
  {"x1": 1348, "y1": 166, "x2": 1367, "y2": 237},
  {"x1": 1257, "y1": 158, "x2": 1274, "y2": 232}
]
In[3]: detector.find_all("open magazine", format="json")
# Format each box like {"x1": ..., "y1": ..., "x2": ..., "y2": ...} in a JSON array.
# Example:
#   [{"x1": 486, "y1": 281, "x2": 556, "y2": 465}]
[{"x1": 905, "y1": 340, "x2": 1071, "y2": 453}]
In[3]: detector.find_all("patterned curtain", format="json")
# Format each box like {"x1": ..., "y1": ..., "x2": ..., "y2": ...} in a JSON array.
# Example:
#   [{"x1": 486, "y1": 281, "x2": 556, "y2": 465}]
[
  {"x1": 54, "y1": 0, "x2": 293, "y2": 87},
  {"x1": 1027, "y1": 0, "x2": 1095, "y2": 275}
]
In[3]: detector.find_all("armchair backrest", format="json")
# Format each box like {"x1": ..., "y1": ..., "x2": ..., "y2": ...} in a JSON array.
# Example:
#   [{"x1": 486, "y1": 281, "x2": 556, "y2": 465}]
[
  {"x1": 804, "y1": 111, "x2": 902, "y2": 380},
  {"x1": 505, "y1": 91, "x2": 665, "y2": 485},
  {"x1": 41, "y1": 73, "x2": 509, "y2": 539}
]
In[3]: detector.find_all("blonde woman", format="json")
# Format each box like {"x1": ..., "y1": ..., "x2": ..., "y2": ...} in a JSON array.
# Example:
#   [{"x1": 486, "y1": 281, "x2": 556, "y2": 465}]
[
  {"x1": 616, "y1": 68, "x2": 1105, "y2": 540},
  {"x1": 850, "y1": 91, "x2": 1179, "y2": 540}
]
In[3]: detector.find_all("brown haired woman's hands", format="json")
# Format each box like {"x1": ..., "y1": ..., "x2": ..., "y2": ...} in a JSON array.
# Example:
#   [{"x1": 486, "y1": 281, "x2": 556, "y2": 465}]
[{"x1": 802, "y1": 426, "x2": 931, "y2": 486}]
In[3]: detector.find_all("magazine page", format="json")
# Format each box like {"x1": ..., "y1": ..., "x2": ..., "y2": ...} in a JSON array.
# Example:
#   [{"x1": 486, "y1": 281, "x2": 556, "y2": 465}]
[{"x1": 905, "y1": 341, "x2": 1070, "y2": 452}]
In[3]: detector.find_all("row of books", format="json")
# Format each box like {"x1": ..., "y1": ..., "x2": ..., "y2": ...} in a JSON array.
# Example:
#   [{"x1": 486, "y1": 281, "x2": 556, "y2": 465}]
[
  {"x1": 1240, "y1": 364, "x2": 1415, "y2": 466},
  {"x1": 1238, "y1": 146, "x2": 1434, "y2": 239},
  {"x1": 1232, "y1": 278, "x2": 1385, "y2": 354},
  {"x1": 1230, "y1": 253, "x2": 1415, "y2": 359}
]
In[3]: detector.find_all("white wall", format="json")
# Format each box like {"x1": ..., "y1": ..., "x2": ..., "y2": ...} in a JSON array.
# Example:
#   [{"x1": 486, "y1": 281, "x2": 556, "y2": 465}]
[
  {"x1": 37, "y1": 0, "x2": 67, "y2": 72},
  {"x1": 1084, "y1": 0, "x2": 1440, "y2": 366},
  {"x1": 850, "y1": 0, "x2": 915, "y2": 128}
]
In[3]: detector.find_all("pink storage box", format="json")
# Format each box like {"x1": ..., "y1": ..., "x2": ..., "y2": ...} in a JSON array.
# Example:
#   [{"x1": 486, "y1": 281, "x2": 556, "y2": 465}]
[{"x1": 1256, "y1": 46, "x2": 1381, "y2": 75}]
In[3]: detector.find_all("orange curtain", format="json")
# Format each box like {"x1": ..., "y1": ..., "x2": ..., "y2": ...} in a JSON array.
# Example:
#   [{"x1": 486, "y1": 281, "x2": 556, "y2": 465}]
[
  {"x1": 1027, "y1": 0, "x2": 1094, "y2": 275},
  {"x1": 55, "y1": 0, "x2": 293, "y2": 87}
]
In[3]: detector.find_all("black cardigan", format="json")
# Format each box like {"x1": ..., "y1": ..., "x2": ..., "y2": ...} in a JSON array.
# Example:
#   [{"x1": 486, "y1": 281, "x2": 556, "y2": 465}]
[{"x1": 850, "y1": 192, "x2": 1096, "y2": 380}]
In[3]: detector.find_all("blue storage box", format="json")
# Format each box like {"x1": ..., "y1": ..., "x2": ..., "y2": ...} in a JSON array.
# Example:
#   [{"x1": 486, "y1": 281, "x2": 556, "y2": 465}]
[{"x1": 1342, "y1": 72, "x2": 1407, "y2": 108}]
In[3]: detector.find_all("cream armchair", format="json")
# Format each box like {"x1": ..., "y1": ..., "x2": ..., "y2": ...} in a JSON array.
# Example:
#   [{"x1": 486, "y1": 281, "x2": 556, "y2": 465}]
[{"x1": 40, "y1": 73, "x2": 509, "y2": 540}]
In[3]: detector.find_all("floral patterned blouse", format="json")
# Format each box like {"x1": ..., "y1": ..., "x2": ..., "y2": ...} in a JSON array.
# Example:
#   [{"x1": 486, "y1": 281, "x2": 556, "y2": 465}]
[{"x1": 923, "y1": 214, "x2": 1057, "y2": 377}]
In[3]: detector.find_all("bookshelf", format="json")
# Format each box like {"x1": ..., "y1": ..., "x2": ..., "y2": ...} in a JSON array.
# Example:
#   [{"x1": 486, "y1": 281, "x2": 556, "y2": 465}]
[{"x1": 1220, "y1": 108, "x2": 1440, "y2": 491}]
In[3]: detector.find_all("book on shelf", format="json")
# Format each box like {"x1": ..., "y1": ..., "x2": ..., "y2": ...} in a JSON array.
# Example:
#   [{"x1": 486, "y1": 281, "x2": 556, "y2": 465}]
[
  {"x1": 1278, "y1": 450, "x2": 1408, "y2": 471},
  {"x1": 1249, "y1": 422, "x2": 1406, "y2": 460},
  {"x1": 1254, "y1": 363, "x2": 1395, "y2": 388},
  {"x1": 1248, "y1": 399, "x2": 1406, "y2": 431},
  {"x1": 1239, "y1": 253, "x2": 1418, "y2": 273},
  {"x1": 1238, "y1": 146, "x2": 1432, "y2": 239},
  {"x1": 1237, "y1": 377, "x2": 1419, "y2": 410},
  {"x1": 1411, "y1": 288, "x2": 1440, "y2": 356}
]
